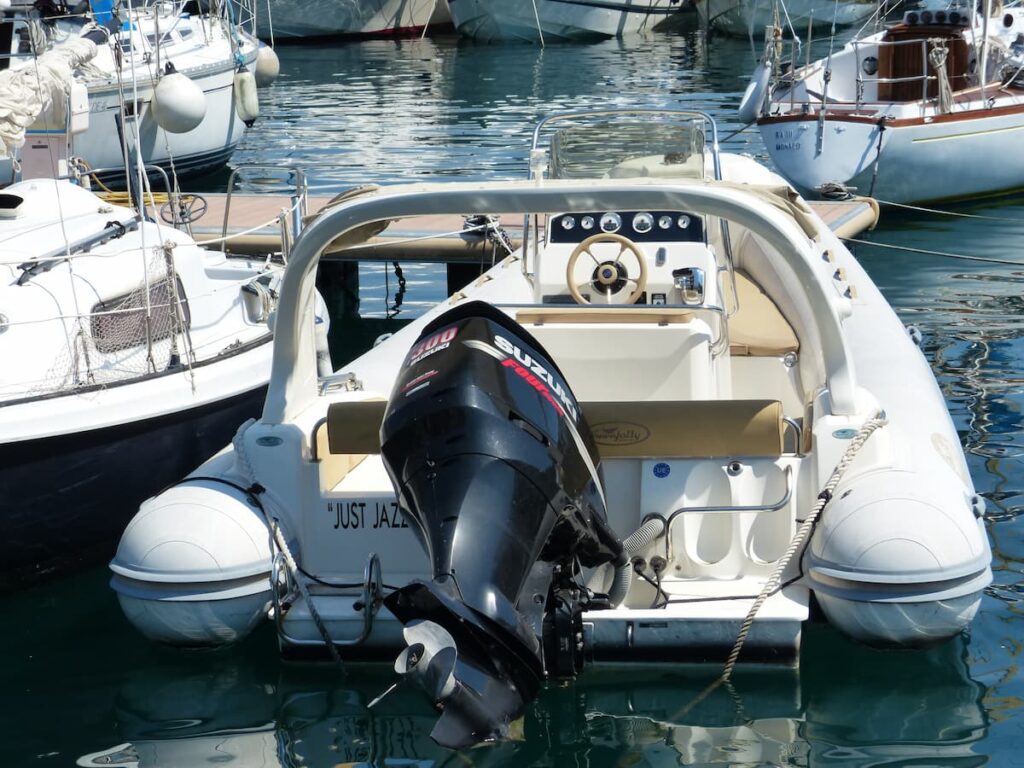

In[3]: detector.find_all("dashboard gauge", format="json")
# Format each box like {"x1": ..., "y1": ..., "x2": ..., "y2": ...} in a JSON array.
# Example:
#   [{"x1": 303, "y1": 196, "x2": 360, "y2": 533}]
[
  {"x1": 580, "y1": 215, "x2": 595, "y2": 230},
  {"x1": 677, "y1": 214, "x2": 691, "y2": 229},
  {"x1": 561, "y1": 216, "x2": 576, "y2": 230},
  {"x1": 658, "y1": 215, "x2": 673, "y2": 230},
  {"x1": 633, "y1": 212, "x2": 654, "y2": 234},
  {"x1": 599, "y1": 212, "x2": 622, "y2": 233}
]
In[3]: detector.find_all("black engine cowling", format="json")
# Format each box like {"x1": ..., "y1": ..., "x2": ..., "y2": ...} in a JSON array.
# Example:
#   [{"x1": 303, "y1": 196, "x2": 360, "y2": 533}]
[{"x1": 380, "y1": 301, "x2": 623, "y2": 748}]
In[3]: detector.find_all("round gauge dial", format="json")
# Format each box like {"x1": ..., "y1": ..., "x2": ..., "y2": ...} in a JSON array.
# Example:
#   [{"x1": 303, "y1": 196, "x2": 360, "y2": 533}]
[
  {"x1": 561, "y1": 216, "x2": 576, "y2": 230},
  {"x1": 677, "y1": 214, "x2": 691, "y2": 229},
  {"x1": 580, "y1": 215, "x2": 595, "y2": 230},
  {"x1": 599, "y1": 212, "x2": 622, "y2": 233},
  {"x1": 658, "y1": 215, "x2": 673, "y2": 230},
  {"x1": 633, "y1": 212, "x2": 654, "y2": 234}
]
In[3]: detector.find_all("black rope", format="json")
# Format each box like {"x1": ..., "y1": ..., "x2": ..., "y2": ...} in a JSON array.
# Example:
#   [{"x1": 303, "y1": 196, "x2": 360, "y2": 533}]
[{"x1": 388, "y1": 261, "x2": 406, "y2": 319}]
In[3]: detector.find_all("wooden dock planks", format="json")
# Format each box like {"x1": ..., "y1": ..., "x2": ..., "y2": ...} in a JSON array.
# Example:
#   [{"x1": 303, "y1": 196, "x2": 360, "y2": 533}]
[{"x1": 185, "y1": 192, "x2": 878, "y2": 260}]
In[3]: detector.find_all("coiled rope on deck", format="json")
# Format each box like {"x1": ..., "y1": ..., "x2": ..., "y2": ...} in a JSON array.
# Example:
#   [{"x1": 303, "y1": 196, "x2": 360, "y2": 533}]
[{"x1": 721, "y1": 411, "x2": 887, "y2": 681}]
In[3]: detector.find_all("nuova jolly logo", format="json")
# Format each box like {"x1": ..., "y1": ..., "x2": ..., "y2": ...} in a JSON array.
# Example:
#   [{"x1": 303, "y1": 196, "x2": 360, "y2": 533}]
[{"x1": 591, "y1": 422, "x2": 651, "y2": 446}]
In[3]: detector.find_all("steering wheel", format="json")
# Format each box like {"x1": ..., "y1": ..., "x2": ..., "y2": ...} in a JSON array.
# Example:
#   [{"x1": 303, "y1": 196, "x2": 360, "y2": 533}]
[{"x1": 565, "y1": 233, "x2": 648, "y2": 305}]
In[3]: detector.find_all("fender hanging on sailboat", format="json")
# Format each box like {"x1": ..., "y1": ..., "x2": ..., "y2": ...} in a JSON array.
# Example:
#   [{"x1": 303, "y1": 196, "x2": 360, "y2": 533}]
[
  {"x1": 234, "y1": 67, "x2": 260, "y2": 127},
  {"x1": 255, "y1": 44, "x2": 280, "y2": 87},
  {"x1": 737, "y1": 62, "x2": 770, "y2": 124},
  {"x1": 151, "y1": 69, "x2": 207, "y2": 134}
]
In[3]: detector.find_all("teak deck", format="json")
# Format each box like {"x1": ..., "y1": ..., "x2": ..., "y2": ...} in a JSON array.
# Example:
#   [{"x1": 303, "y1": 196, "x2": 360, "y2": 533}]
[{"x1": 184, "y1": 193, "x2": 879, "y2": 261}]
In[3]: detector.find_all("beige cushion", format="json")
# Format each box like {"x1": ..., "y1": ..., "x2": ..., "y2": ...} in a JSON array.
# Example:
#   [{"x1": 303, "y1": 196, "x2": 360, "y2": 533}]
[
  {"x1": 583, "y1": 399, "x2": 784, "y2": 458},
  {"x1": 728, "y1": 272, "x2": 799, "y2": 357},
  {"x1": 318, "y1": 397, "x2": 782, "y2": 466}
]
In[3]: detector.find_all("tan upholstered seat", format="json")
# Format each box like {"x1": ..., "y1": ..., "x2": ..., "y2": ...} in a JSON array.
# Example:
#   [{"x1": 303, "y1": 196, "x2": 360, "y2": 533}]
[
  {"x1": 728, "y1": 272, "x2": 799, "y2": 357},
  {"x1": 316, "y1": 397, "x2": 783, "y2": 471},
  {"x1": 582, "y1": 399, "x2": 784, "y2": 458}
]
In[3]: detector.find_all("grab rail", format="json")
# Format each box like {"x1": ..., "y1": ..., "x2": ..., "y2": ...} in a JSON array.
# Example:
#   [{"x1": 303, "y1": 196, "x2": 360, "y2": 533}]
[
  {"x1": 661, "y1": 465, "x2": 794, "y2": 525},
  {"x1": 221, "y1": 164, "x2": 308, "y2": 253},
  {"x1": 271, "y1": 551, "x2": 384, "y2": 652}
]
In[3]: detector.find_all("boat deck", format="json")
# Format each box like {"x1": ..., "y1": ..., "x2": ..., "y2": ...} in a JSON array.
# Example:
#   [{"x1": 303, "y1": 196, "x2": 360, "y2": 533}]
[{"x1": 181, "y1": 193, "x2": 879, "y2": 260}]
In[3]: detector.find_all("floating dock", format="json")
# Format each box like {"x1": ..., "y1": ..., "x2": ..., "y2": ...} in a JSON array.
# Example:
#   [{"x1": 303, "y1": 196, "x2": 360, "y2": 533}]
[{"x1": 185, "y1": 193, "x2": 879, "y2": 260}]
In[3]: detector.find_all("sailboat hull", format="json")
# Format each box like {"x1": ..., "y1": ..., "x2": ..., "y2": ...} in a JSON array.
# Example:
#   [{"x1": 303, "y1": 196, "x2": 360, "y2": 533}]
[
  {"x1": 0, "y1": 382, "x2": 267, "y2": 593},
  {"x1": 759, "y1": 106, "x2": 1024, "y2": 203},
  {"x1": 448, "y1": 0, "x2": 681, "y2": 42}
]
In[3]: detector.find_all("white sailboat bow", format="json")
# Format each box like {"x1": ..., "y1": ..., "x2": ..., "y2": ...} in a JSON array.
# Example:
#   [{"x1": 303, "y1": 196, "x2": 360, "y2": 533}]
[{"x1": 753, "y1": 0, "x2": 1024, "y2": 202}]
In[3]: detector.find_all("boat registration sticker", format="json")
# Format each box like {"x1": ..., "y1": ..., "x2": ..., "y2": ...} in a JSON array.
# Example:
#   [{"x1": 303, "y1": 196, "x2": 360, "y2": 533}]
[{"x1": 653, "y1": 462, "x2": 671, "y2": 479}]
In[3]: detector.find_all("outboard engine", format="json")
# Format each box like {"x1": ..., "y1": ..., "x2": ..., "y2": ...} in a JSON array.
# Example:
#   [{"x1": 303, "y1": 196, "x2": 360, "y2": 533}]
[{"x1": 380, "y1": 301, "x2": 624, "y2": 748}]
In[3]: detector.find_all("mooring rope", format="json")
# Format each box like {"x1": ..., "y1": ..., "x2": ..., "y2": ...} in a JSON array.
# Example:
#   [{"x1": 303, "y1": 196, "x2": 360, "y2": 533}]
[
  {"x1": 721, "y1": 411, "x2": 887, "y2": 681},
  {"x1": 843, "y1": 237, "x2": 1024, "y2": 266},
  {"x1": 875, "y1": 198, "x2": 1024, "y2": 223}
]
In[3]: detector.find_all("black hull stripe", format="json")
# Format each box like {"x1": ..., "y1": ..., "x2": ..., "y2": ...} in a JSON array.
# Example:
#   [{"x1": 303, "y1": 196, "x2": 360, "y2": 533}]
[{"x1": 93, "y1": 144, "x2": 240, "y2": 188}]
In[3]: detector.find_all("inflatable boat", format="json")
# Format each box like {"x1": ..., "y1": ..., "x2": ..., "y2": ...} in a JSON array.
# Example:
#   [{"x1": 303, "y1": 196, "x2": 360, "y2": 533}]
[{"x1": 109, "y1": 109, "x2": 992, "y2": 748}]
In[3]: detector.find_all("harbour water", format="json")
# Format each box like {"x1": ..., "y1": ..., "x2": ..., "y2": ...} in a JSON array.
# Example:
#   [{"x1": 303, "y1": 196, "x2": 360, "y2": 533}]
[{"x1": 3, "y1": 23, "x2": 1024, "y2": 766}]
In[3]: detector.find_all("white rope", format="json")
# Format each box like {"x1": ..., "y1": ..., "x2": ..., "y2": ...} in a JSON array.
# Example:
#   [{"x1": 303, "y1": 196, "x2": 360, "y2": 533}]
[
  {"x1": 844, "y1": 236, "x2": 1024, "y2": 266},
  {"x1": 194, "y1": 196, "x2": 303, "y2": 245},
  {"x1": 929, "y1": 38, "x2": 954, "y2": 114},
  {"x1": 421, "y1": 0, "x2": 437, "y2": 39},
  {"x1": 232, "y1": 419, "x2": 346, "y2": 670},
  {"x1": 531, "y1": 0, "x2": 546, "y2": 47},
  {"x1": 721, "y1": 411, "x2": 887, "y2": 681},
  {"x1": 875, "y1": 198, "x2": 1024, "y2": 223}
]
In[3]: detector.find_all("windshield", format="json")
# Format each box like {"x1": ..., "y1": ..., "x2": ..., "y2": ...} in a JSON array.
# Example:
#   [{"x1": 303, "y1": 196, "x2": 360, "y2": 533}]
[{"x1": 549, "y1": 120, "x2": 706, "y2": 181}]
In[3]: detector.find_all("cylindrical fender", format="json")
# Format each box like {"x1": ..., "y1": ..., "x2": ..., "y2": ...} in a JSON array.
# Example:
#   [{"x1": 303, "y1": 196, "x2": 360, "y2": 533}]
[
  {"x1": 234, "y1": 67, "x2": 260, "y2": 127},
  {"x1": 737, "y1": 61, "x2": 770, "y2": 124}
]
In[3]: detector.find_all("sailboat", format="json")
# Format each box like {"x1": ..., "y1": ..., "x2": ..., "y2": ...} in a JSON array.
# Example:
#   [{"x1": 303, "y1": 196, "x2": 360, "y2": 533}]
[
  {"x1": 0, "y1": 34, "x2": 319, "y2": 591},
  {"x1": 750, "y1": 0, "x2": 1024, "y2": 202},
  {"x1": 0, "y1": 0, "x2": 263, "y2": 186}
]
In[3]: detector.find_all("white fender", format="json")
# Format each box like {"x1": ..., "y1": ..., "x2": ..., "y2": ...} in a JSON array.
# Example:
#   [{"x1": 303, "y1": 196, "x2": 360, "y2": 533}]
[
  {"x1": 151, "y1": 71, "x2": 206, "y2": 134},
  {"x1": 234, "y1": 67, "x2": 260, "y2": 126},
  {"x1": 255, "y1": 43, "x2": 280, "y2": 87},
  {"x1": 737, "y1": 62, "x2": 770, "y2": 124},
  {"x1": 109, "y1": 476, "x2": 273, "y2": 646}
]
